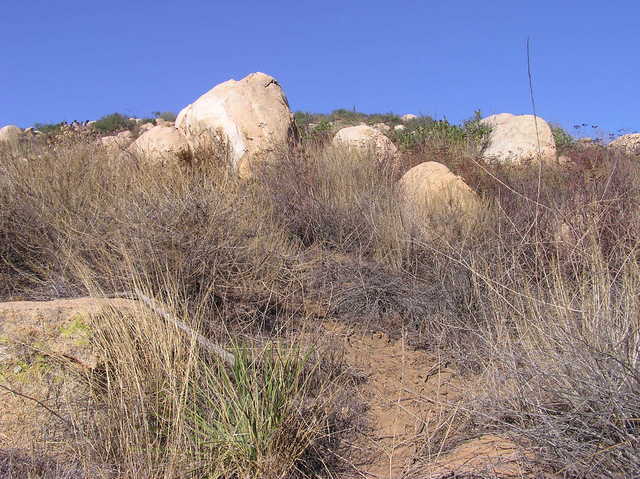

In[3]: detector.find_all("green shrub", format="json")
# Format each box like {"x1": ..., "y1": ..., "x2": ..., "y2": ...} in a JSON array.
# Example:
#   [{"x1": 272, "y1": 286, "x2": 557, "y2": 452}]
[
  {"x1": 550, "y1": 123, "x2": 574, "y2": 153},
  {"x1": 294, "y1": 111, "x2": 317, "y2": 129},
  {"x1": 394, "y1": 110, "x2": 490, "y2": 151},
  {"x1": 311, "y1": 119, "x2": 332, "y2": 134},
  {"x1": 93, "y1": 113, "x2": 135, "y2": 134},
  {"x1": 33, "y1": 122, "x2": 65, "y2": 135}
]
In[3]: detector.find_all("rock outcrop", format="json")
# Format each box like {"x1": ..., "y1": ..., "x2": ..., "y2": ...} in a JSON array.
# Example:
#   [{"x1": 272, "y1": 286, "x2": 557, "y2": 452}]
[
  {"x1": 155, "y1": 118, "x2": 174, "y2": 127},
  {"x1": 332, "y1": 124, "x2": 397, "y2": 161},
  {"x1": 99, "y1": 130, "x2": 134, "y2": 152},
  {"x1": 481, "y1": 113, "x2": 556, "y2": 163},
  {"x1": 128, "y1": 125, "x2": 190, "y2": 165},
  {"x1": 401, "y1": 114, "x2": 417, "y2": 122},
  {"x1": 609, "y1": 133, "x2": 640, "y2": 155},
  {"x1": 139, "y1": 122, "x2": 155, "y2": 133},
  {"x1": 0, "y1": 297, "x2": 137, "y2": 452},
  {"x1": 176, "y1": 72, "x2": 298, "y2": 177}
]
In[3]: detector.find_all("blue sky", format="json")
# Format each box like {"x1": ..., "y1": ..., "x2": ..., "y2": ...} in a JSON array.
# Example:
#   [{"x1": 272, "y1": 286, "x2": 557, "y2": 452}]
[{"x1": 1, "y1": 1, "x2": 638, "y2": 138}]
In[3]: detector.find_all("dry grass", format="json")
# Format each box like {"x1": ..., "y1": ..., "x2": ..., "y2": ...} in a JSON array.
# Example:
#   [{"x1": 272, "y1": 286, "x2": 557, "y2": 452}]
[
  {"x1": 1, "y1": 131, "x2": 640, "y2": 477},
  {"x1": 70, "y1": 285, "x2": 353, "y2": 479}
]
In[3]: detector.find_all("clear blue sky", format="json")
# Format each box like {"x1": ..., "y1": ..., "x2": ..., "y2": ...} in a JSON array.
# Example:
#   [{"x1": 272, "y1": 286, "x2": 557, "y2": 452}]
[{"x1": 2, "y1": 1, "x2": 638, "y2": 138}]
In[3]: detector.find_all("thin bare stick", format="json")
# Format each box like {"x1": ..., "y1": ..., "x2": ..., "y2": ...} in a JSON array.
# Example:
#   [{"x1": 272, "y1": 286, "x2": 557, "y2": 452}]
[
  {"x1": 0, "y1": 382, "x2": 73, "y2": 428},
  {"x1": 527, "y1": 37, "x2": 544, "y2": 246}
]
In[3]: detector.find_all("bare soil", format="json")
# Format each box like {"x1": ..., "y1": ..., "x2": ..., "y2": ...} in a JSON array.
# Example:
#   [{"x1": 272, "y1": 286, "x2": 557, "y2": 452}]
[{"x1": 321, "y1": 322, "x2": 533, "y2": 479}]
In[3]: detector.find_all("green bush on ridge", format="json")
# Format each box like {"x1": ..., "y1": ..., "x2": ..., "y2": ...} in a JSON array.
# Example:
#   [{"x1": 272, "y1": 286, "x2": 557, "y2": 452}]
[{"x1": 92, "y1": 112, "x2": 135, "y2": 134}]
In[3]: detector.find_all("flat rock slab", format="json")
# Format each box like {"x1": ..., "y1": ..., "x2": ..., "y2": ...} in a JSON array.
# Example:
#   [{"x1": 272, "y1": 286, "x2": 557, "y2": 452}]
[
  {"x1": 0, "y1": 297, "x2": 138, "y2": 454},
  {"x1": 0, "y1": 297, "x2": 137, "y2": 368}
]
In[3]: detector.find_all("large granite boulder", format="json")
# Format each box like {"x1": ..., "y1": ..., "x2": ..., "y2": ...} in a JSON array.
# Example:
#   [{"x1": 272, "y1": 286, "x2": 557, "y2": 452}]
[
  {"x1": 481, "y1": 113, "x2": 556, "y2": 163},
  {"x1": 176, "y1": 72, "x2": 298, "y2": 178}
]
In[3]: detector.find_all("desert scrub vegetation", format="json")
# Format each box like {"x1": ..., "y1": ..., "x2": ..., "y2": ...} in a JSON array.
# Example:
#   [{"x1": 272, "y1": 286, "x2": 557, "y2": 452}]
[
  {"x1": 550, "y1": 123, "x2": 574, "y2": 153},
  {"x1": 295, "y1": 109, "x2": 407, "y2": 129},
  {"x1": 33, "y1": 121, "x2": 67, "y2": 136},
  {"x1": 92, "y1": 112, "x2": 136, "y2": 134},
  {"x1": 393, "y1": 112, "x2": 491, "y2": 153},
  {"x1": 1, "y1": 127, "x2": 640, "y2": 477}
]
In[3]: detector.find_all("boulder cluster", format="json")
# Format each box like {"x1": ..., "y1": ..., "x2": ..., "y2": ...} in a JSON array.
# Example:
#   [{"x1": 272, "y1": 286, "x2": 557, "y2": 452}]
[{"x1": 4, "y1": 70, "x2": 638, "y2": 227}]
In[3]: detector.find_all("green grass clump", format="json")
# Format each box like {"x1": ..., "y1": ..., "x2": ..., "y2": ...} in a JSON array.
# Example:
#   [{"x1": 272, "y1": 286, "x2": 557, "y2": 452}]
[{"x1": 189, "y1": 344, "x2": 317, "y2": 478}]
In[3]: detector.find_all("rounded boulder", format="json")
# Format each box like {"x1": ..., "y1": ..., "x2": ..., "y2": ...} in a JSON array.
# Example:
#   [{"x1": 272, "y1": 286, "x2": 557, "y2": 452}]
[
  {"x1": 0, "y1": 125, "x2": 23, "y2": 146},
  {"x1": 398, "y1": 161, "x2": 479, "y2": 214},
  {"x1": 128, "y1": 126, "x2": 190, "y2": 165},
  {"x1": 176, "y1": 72, "x2": 298, "y2": 178},
  {"x1": 481, "y1": 113, "x2": 556, "y2": 163},
  {"x1": 332, "y1": 124, "x2": 397, "y2": 161}
]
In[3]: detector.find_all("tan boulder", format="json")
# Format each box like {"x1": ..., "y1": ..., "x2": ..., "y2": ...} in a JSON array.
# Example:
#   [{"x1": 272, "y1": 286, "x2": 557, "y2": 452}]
[
  {"x1": 155, "y1": 118, "x2": 174, "y2": 127},
  {"x1": 139, "y1": 122, "x2": 155, "y2": 132},
  {"x1": 332, "y1": 124, "x2": 397, "y2": 161},
  {"x1": 394, "y1": 124, "x2": 407, "y2": 132},
  {"x1": 481, "y1": 114, "x2": 556, "y2": 163},
  {"x1": 0, "y1": 125, "x2": 23, "y2": 146},
  {"x1": 128, "y1": 125, "x2": 190, "y2": 165},
  {"x1": 398, "y1": 162, "x2": 482, "y2": 242},
  {"x1": 398, "y1": 161, "x2": 479, "y2": 215},
  {"x1": 401, "y1": 114, "x2": 418, "y2": 122},
  {"x1": 176, "y1": 72, "x2": 298, "y2": 177},
  {"x1": 609, "y1": 133, "x2": 640, "y2": 155},
  {"x1": 99, "y1": 131, "x2": 133, "y2": 152},
  {"x1": 117, "y1": 130, "x2": 133, "y2": 141}
]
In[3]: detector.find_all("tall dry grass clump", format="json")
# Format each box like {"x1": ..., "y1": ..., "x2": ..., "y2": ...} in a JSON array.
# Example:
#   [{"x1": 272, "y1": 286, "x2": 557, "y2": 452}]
[
  {"x1": 446, "y1": 148, "x2": 640, "y2": 477},
  {"x1": 74, "y1": 279, "x2": 344, "y2": 479}
]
